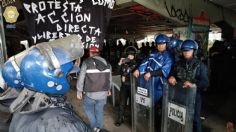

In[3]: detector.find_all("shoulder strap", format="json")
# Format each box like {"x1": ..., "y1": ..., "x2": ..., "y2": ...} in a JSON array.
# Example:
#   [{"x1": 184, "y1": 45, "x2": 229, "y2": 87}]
[{"x1": 92, "y1": 58, "x2": 110, "y2": 71}]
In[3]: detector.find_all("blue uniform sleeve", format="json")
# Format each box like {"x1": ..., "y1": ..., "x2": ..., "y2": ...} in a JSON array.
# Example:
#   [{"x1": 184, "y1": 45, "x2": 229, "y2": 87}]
[
  {"x1": 196, "y1": 62, "x2": 209, "y2": 91},
  {"x1": 160, "y1": 53, "x2": 174, "y2": 78},
  {"x1": 138, "y1": 56, "x2": 150, "y2": 74}
]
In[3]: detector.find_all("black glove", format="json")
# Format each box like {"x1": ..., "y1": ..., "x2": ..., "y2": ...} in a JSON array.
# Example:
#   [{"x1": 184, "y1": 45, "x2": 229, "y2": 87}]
[{"x1": 150, "y1": 69, "x2": 163, "y2": 77}]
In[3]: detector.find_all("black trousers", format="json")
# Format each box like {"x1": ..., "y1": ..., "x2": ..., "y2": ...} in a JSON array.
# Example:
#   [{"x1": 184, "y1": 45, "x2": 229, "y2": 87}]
[
  {"x1": 118, "y1": 84, "x2": 131, "y2": 119},
  {"x1": 193, "y1": 93, "x2": 202, "y2": 132},
  {"x1": 155, "y1": 98, "x2": 162, "y2": 132}
]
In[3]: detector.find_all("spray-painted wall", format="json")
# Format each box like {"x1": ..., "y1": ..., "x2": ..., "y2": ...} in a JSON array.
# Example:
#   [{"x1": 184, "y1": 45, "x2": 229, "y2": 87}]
[{"x1": 117, "y1": 0, "x2": 236, "y2": 27}]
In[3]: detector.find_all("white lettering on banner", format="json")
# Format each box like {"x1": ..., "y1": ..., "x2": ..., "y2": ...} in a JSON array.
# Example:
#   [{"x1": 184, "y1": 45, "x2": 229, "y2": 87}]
[
  {"x1": 54, "y1": 0, "x2": 61, "y2": 9},
  {"x1": 23, "y1": 3, "x2": 31, "y2": 13},
  {"x1": 74, "y1": 4, "x2": 82, "y2": 12},
  {"x1": 92, "y1": 0, "x2": 115, "y2": 9},
  {"x1": 23, "y1": 1, "x2": 83, "y2": 13},
  {"x1": 48, "y1": 11, "x2": 59, "y2": 24},
  {"x1": 35, "y1": 12, "x2": 91, "y2": 25},
  {"x1": 38, "y1": 1, "x2": 46, "y2": 11},
  {"x1": 63, "y1": 1, "x2": 68, "y2": 12},
  {"x1": 31, "y1": 3, "x2": 38, "y2": 13},
  {"x1": 40, "y1": 24, "x2": 101, "y2": 36},
  {"x1": 61, "y1": 13, "x2": 69, "y2": 23},
  {"x1": 23, "y1": 0, "x2": 113, "y2": 48},
  {"x1": 69, "y1": 2, "x2": 75, "y2": 10},
  {"x1": 47, "y1": 1, "x2": 54, "y2": 9},
  {"x1": 35, "y1": 13, "x2": 46, "y2": 24},
  {"x1": 31, "y1": 25, "x2": 101, "y2": 44},
  {"x1": 94, "y1": 28, "x2": 101, "y2": 36},
  {"x1": 85, "y1": 43, "x2": 99, "y2": 49},
  {"x1": 168, "y1": 102, "x2": 186, "y2": 125}
]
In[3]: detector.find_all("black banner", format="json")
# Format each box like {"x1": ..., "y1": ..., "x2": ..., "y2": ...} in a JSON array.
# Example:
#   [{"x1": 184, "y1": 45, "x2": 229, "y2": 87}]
[{"x1": 22, "y1": 0, "x2": 115, "y2": 48}]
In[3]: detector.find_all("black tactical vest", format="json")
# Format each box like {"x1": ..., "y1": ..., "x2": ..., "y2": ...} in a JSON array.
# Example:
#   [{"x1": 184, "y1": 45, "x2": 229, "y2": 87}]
[{"x1": 175, "y1": 59, "x2": 201, "y2": 83}]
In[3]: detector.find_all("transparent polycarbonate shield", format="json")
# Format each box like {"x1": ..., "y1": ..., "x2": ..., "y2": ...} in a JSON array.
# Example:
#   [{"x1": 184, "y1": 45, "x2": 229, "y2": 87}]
[
  {"x1": 131, "y1": 75, "x2": 155, "y2": 132},
  {"x1": 48, "y1": 35, "x2": 84, "y2": 61},
  {"x1": 161, "y1": 83, "x2": 197, "y2": 132},
  {"x1": 35, "y1": 35, "x2": 83, "y2": 65},
  {"x1": 34, "y1": 35, "x2": 84, "y2": 70},
  {"x1": 11, "y1": 35, "x2": 84, "y2": 69}
]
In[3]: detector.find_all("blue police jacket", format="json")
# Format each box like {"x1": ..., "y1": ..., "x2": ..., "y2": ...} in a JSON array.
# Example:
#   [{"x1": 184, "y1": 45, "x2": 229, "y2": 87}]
[{"x1": 138, "y1": 50, "x2": 174, "y2": 102}]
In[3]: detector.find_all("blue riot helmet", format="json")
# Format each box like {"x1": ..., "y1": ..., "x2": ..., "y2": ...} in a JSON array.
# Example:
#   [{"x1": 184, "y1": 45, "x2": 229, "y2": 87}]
[
  {"x1": 181, "y1": 39, "x2": 198, "y2": 51},
  {"x1": 2, "y1": 35, "x2": 84, "y2": 94},
  {"x1": 168, "y1": 38, "x2": 183, "y2": 49},
  {"x1": 155, "y1": 34, "x2": 170, "y2": 44},
  {"x1": 2, "y1": 59, "x2": 23, "y2": 89},
  {"x1": 1, "y1": 47, "x2": 39, "y2": 89},
  {"x1": 20, "y1": 47, "x2": 73, "y2": 95}
]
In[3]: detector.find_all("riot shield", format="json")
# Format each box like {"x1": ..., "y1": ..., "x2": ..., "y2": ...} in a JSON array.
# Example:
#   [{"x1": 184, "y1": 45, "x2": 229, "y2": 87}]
[
  {"x1": 131, "y1": 75, "x2": 155, "y2": 132},
  {"x1": 161, "y1": 83, "x2": 197, "y2": 132}
]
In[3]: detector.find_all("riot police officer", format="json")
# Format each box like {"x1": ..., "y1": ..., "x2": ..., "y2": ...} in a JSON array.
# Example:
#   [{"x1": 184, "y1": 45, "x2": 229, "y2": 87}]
[
  {"x1": 168, "y1": 38, "x2": 183, "y2": 62},
  {"x1": 115, "y1": 48, "x2": 137, "y2": 126},
  {"x1": 133, "y1": 34, "x2": 174, "y2": 131},
  {"x1": 168, "y1": 40, "x2": 209, "y2": 132},
  {"x1": 134, "y1": 34, "x2": 174, "y2": 102}
]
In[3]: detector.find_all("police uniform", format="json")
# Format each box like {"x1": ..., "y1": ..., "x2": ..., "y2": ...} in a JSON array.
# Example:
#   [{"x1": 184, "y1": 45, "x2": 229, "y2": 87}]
[{"x1": 170, "y1": 40, "x2": 209, "y2": 132}]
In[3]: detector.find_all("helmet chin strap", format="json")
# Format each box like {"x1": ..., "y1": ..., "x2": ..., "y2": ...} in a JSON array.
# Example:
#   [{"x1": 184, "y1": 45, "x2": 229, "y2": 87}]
[{"x1": 9, "y1": 88, "x2": 72, "y2": 114}]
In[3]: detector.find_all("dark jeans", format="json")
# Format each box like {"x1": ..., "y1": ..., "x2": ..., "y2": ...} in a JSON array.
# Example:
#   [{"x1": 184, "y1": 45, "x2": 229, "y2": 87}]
[
  {"x1": 193, "y1": 93, "x2": 202, "y2": 132},
  {"x1": 117, "y1": 84, "x2": 131, "y2": 119},
  {"x1": 83, "y1": 95, "x2": 106, "y2": 129}
]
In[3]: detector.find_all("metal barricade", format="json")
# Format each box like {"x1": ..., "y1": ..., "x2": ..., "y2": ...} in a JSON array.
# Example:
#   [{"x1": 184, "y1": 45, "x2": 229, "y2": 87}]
[
  {"x1": 161, "y1": 83, "x2": 196, "y2": 132},
  {"x1": 131, "y1": 75, "x2": 155, "y2": 132}
]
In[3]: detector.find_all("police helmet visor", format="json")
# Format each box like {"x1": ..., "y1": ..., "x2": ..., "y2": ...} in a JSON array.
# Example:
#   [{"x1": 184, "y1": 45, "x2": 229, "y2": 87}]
[
  {"x1": 48, "y1": 35, "x2": 84, "y2": 64},
  {"x1": 182, "y1": 47, "x2": 194, "y2": 51}
]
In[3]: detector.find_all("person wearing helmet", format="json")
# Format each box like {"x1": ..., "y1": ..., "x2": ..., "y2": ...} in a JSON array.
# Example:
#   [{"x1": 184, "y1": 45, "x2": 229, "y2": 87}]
[
  {"x1": 0, "y1": 36, "x2": 92, "y2": 132},
  {"x1": 114, "y1": 46, "x2": 137, "y2": 126},
  {"x1": 134, "y1": 34, "x2": 173, "y2": 100},
  {"x1": 76, "y1": 46, "x2": 112, "y2": 131},
  {"x1": 133, "y1": 34, "x2": 174, "y2": 131},
  {"x1": 168, "y1": 38, "x2": 183, "y2": 62},
  {"x1": 168, "y1": 39, "x2": 209, "y2": 132}
]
